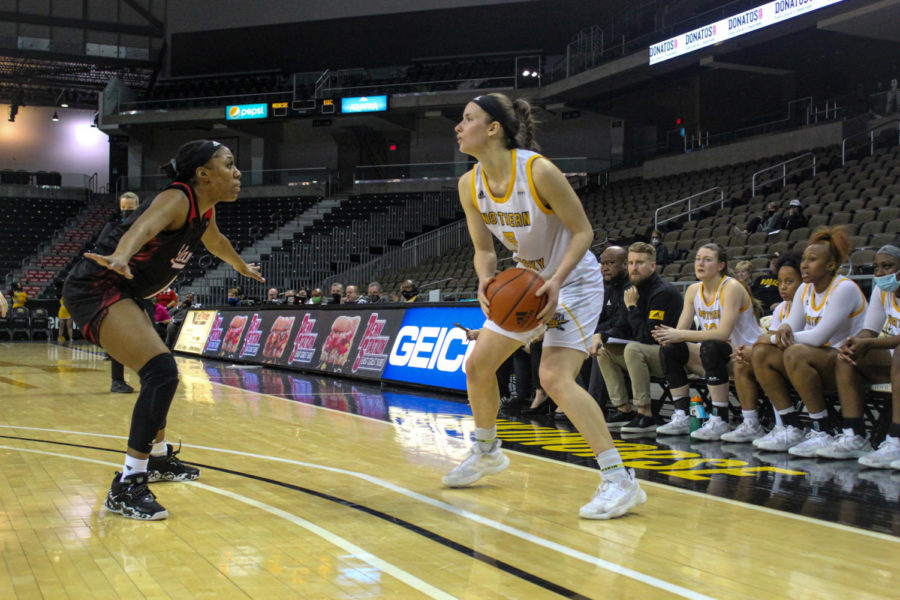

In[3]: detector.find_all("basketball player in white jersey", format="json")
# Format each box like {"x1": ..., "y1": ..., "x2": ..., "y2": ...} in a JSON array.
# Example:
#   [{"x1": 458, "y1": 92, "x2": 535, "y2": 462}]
[
  {"x1": 652, "y1": 243, "x2": 762, "y2": 440},
  {"x1": 447, "y1": 92, "x2": 645, "y2": 519},
  {"x1": 731, "y1": 251, "x2": 803, "y2": 444},
  {"x1": 752, "y1": 226, "x2": 866, "y2": 455},
  {"x1": 829, "y1": 245, "x2": 900, "y2": 466}
]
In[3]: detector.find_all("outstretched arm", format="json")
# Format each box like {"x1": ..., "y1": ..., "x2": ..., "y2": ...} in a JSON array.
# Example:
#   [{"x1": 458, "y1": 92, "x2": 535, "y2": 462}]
[{"x1": 201, "y1": 211, "x2": 264, "y2": 282}]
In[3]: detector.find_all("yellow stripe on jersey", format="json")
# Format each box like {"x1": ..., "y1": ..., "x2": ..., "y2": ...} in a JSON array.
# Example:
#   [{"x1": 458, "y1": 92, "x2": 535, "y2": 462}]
[
  {"x1": 480, "y1": 149, "x2": 517, "y2": 203},
  {"x1": 526, "y1": 154, "x2": 553, "y2": 215},
  {"x1": 559, "y1": 301, "x2": 591, "y2": 355},
  {"x1": 470, "y1": 169, "x2": 479, "y2": 212}
]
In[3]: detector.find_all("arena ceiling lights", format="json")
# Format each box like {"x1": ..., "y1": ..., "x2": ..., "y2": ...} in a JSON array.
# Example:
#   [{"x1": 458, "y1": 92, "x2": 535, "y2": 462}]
[{"x1": 649, "y1": 0, "x2": 846, "y2": 65}]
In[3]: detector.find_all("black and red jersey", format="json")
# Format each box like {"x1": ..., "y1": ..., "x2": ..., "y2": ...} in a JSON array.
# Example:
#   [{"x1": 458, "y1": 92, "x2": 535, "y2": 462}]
[{"x1": 72, "y1": 182, "x2": 213, "y2": 299}]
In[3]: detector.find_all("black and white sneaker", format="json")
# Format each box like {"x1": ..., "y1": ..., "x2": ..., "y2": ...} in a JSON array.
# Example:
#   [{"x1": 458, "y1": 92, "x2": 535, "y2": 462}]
[
  {"x1": 148, "y1": 443, "x2": 201, "y2": 482},
  {"x1": 620, "y1": 414, "x2": 659, "y2": 434},
  {"x1": 105, "y1": 472, "x2": 168, "y2": 520},
  {"x1": 110, "y1": 380, "x2": 135, "y2": 393},
  {"x1": 605, "y1": 409, "x2": 635, "y2": 430}
]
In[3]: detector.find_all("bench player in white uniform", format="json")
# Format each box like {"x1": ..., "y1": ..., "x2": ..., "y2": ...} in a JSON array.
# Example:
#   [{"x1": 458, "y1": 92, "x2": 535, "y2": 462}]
[
  {"x1": 731, "y1": 250, "x2": 804, "y2": 443},
  {"x1": 652, "y1": 243, "x2": 762, "y2": 440},
  {"x1": 828, "y1": 245, "x2": 900, "y2": 466},
  {"x1": 447, "y1": 92, "x2": 645, "y2": 520},
  {"x1": 752, "y1": 227, "x2": 867, "y2": 455}
]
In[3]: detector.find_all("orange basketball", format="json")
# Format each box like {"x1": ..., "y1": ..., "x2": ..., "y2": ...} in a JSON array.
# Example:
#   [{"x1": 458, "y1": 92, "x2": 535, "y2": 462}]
[{"x1": 485, "y1": 267, "x2": 548, "y2": 332}]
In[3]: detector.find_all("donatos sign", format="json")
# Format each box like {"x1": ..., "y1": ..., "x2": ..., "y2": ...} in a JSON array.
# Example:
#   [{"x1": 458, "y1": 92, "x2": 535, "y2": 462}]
[{"x1": 226, "y1": 103, "x2": 268, "y2": 120}]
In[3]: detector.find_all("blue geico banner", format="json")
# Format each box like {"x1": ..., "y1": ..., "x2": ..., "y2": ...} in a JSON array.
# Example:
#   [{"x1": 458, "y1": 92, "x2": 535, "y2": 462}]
[
  {"x1": 382, "y1": 305, "x2": 485, "y2": 391},
  {"x1": 341, "y1": 95, "x2": 388, "y2": 113},
  {"x1": 226, "y1": 103, "x2": 268, "y2": 120}
]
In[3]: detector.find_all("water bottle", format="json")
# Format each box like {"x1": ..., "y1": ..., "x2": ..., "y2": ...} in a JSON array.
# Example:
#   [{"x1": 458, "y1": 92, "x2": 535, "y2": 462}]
[{"x1": 689, "y1": 396, "x2": 708, "y2": 433}]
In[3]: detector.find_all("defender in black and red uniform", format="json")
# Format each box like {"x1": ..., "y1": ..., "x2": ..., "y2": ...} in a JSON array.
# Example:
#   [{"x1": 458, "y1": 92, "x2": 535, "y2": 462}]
[{"x1": 64, "y1": 140, "x2": 264, "y2": 520}]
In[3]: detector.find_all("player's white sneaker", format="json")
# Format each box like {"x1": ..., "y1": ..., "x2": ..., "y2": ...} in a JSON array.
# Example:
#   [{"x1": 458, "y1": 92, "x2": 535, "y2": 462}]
[
  {"x1": 690, "y1": 415, "x2": 730, "y2": 440},
  {"x1": 788, "y1": 429, "x2": 835, "y2": 457},
  {"x1": 859, "y1": 437, "x2": 900, "y2": 469},
  {"x1": 816, "y1": 431, "x2": 872, "y2": 459},
  {"x1": 442, "y1": 441, "x2": 510, "y2": 487},
  {"x1": 579, "y1": 470, "x2": 646, "y2": 520},
  {"x1": 656, "y1": 411, "x2": 691, "y2": 435},
  {"x1": 753, "y1": 425, "x2": 806, "y2": 452},
  {"x1": 720, "y1": 420, "x2": 765, "y2": 443}
]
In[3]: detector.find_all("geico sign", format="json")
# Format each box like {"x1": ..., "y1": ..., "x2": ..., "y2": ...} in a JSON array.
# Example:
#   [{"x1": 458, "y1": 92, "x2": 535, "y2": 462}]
[{"x1": 388, "y1": 325, "x2": 474, "y2": 372}]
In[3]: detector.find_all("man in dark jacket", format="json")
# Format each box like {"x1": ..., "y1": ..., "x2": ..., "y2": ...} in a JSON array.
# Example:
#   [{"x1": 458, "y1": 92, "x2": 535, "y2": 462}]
[{"x1": 591, "y1": 242, "x2": 683, "y2": 433}]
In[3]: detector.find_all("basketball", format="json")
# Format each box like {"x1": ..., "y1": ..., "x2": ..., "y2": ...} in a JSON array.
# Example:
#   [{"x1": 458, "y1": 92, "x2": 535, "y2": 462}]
[{"x1": 485, "y1": 267, "x2": 548, "y2": 332}]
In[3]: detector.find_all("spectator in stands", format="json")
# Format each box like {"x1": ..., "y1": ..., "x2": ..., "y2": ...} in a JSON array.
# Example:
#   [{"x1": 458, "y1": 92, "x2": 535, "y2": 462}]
[
  {"x1": 295, "y1": 288, "x2": 308, "y2": 304},
  {"x1": 387, "y1": 291, "x2": 400, "y2": 302},
  {"x1": 10, "y1": 281, "x2": 27, "y2": 308},
  {"x1": 734, "y1": 260, "x2": 753, "y2": 285},
  {"x1": 399, "y1": 279, "x2": 422, "y2": 303},
  {"x1": 226, "y1": 287, "x2": 241, "y2": 306},
  {"x1": 58, "y1": 296, "x2": 74, "y2": 342},
  {"x1": 63, "y1": 139, "x2": 263, "y2": 520},
  {"x1": 156, "y1": 287, "x2": 178, "y2": 311},
  {"x1": 744, "y1": 201, "x2": 782, "y2": 234},
  {"x1": 751, "y1": 252, "x2": 782, "y2": 315},
  {"x1": 328, "y1": 282, "x2": 344, "y2": 304},
  {"x1": 827, "y1": 245, "x2": 900, "y2": 464},
  {"x1": 0, "y1": 290, "x2": 6, "y2": 318},
  {"x1": 367, "y1": 281, "x2": 389, "y2": 303},
  {"x1": 782, "y1": 199, "x2": 807, "y2": 232},
  {"x1": 751, "y1": 227, "x2": 866, "y2": 454},
  {"x1": 446, "y1": 92, "x2": 644, "y2": 519},
  {"x1": 344, "y1": 285, "x2": 366, "y2": 303},
  {"x1": 653, "y1": 243, "x2": 763, "y2": 440},
  {"x1": 265, "y1": 287, "x2": 281, "y2": 303},
  {"x1": 650, "y1": 230, "x2": 675, "y2": 267},
  {"x1": 593, "y1": 242, "x2": 683, "y2": 433},
  {"x1": 730, "y1": 250, "x2": 803, "y2": 443},
  {"x1": 308, "y1": 288, "x2": 324, "y2": 304},
  {"x1": 153, "y1": 296, "x2": 172, "y2": 340},
  {"x1": 165, "y1": 292, "x2": 195, "y2": 349},
  {"x1": 886, "y1": 77, "x2": 899, "y2": 115}
]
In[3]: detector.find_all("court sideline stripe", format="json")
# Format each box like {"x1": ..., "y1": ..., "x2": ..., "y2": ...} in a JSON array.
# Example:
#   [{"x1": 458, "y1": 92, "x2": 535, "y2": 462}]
[
  {"x1": 0, "y1": 427, "x2": 717, "y2": 600},
  {"x1": 0, "y1": 436, "x2": 591, "y2": 600},
  {"x1": 0, "y1": 445, "x2": 454, "y2": 600}
]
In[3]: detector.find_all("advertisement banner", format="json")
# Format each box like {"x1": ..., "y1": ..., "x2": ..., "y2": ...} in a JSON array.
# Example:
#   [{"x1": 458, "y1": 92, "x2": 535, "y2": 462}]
[
  {"x1": 381, "y1": 305, "x2": 485, "y2": 392},
  {"x1": 174, "y1": 310, "x2": 218, "y2": 354}
]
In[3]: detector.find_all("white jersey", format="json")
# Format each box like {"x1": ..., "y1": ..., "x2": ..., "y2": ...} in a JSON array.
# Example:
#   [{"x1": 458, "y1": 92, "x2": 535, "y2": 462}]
[
  {"x1": 472, "y1": 149, "x2": 599, "y2": 287},
  {"x1": 790, "y1": 274, "x2": 866, "y2": 348},
  {"x1": 692, "y1": 276, "x2": 761, "y2": 346},
  {"x1": 768, "y1": 300, "x2": 792, "y2": 331},
  {"x1": 863, "y1": 288, "x2": 900, "y2": 338}
]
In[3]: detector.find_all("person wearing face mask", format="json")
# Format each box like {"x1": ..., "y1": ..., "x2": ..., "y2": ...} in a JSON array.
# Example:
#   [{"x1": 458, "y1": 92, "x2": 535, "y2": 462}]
[
  {"x1": 745, "y1": 201, "x2": 782, "y2": 234},
  {"x1": 650, "y1": 230, "x2": 675, "y2": 267},
  {"x1": 308, "y1": 288, "x2": 324, "y2": 304},
  {"x1": 366, "y1": 281, "x2": 389, "y2": 303},
  {"x1": 100, "y1": 192, "x2": 152, "y2": 394},
  {"x1": 399, "y1": 279, "x2": 422, "y2": 303},
  {"x1": 327, "y1": 282, "x2": 344, "y2": 304},
  {"x1": 826, "y1": 245, "x2": 900, "y2": 466},
  {"x1": 226, "y1": 288, "x2": 241, "y2": 306}
]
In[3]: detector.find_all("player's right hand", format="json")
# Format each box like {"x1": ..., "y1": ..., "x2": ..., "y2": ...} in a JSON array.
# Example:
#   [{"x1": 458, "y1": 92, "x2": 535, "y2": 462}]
[{"x1": 84, "y1": 252, "x2": 133, "y2": 279}]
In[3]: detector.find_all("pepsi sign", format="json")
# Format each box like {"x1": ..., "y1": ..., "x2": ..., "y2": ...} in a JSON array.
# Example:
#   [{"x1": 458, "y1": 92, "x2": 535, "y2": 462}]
[
  {"x1": 226, "y1": 103, "x2": 268, "y2": 120},
  {"x1": 382, "y1": 306, "x2": 485, "y2": 391}
]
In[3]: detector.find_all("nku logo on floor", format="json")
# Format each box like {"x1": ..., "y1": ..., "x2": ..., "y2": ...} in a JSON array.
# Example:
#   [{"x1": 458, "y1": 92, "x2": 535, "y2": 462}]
[{"x1": 226, "y1": 103, "x2": 268, "y2": 120}]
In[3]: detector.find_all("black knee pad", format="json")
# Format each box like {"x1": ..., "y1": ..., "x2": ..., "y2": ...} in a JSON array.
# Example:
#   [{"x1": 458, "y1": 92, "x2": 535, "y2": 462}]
[
  {"x1": 659, "y1": 342, "x2": 690, "y2": 389},
  {"x1": 700, "y1": 340, "x2": 732, "y2": 385},
  {"x1": 127, "y1": 353, "x2": 179, "y2": 452}
]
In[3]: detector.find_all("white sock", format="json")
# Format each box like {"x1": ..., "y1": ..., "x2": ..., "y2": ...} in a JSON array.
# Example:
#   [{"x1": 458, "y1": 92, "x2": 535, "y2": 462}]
[
  {"x1": 151, "y1": 439, "x2": 168, "y2": 457},
  {"x1": 474, "y1": 426, "x2": 497, "y2": 452},
  {"x1": 673, "y1": 409, "x2": 687, "y2": 417},
  {"x1": 742, "y1": 410, "x2": 759, "y2": 426},
  {"x1": 808, "y1": 409, "x2": 828, "y2": 420},
  {"x1": 121, "y1": 455, "x2": 148, "y2": 481},
  {"x1": 596, "y1": 448, "x2": 626, "y2": 479},
  {"x1": 773, "y1": 411, "x2": 783, "y2": 427}
]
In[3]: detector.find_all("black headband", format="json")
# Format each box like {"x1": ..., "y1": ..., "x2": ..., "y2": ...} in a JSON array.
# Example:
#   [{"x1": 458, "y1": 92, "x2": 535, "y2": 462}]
[
  {"x1": 471, "y1": 95, "x2": 519, "y2": 148},
  {"x1": 170, "y1": 140, "x2": 222, "y2": 182}
]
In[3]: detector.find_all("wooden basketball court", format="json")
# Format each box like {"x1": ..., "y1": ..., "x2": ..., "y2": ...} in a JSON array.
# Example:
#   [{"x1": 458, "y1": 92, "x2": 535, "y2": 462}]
[{"x1": 0, "y1": 342, "x2": 896, "y2": 599}]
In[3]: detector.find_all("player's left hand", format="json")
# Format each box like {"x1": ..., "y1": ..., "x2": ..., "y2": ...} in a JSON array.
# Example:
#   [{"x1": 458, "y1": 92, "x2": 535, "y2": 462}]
[
  {"x1": 535, "y1": 278, "x2": 560, "y2": 323},
  {"x1": 85, "y1": 252, "x2": 133, "y2": 279},
  {"x1": 237, "y1": 262, "x2": 265, "y2": 282}
]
